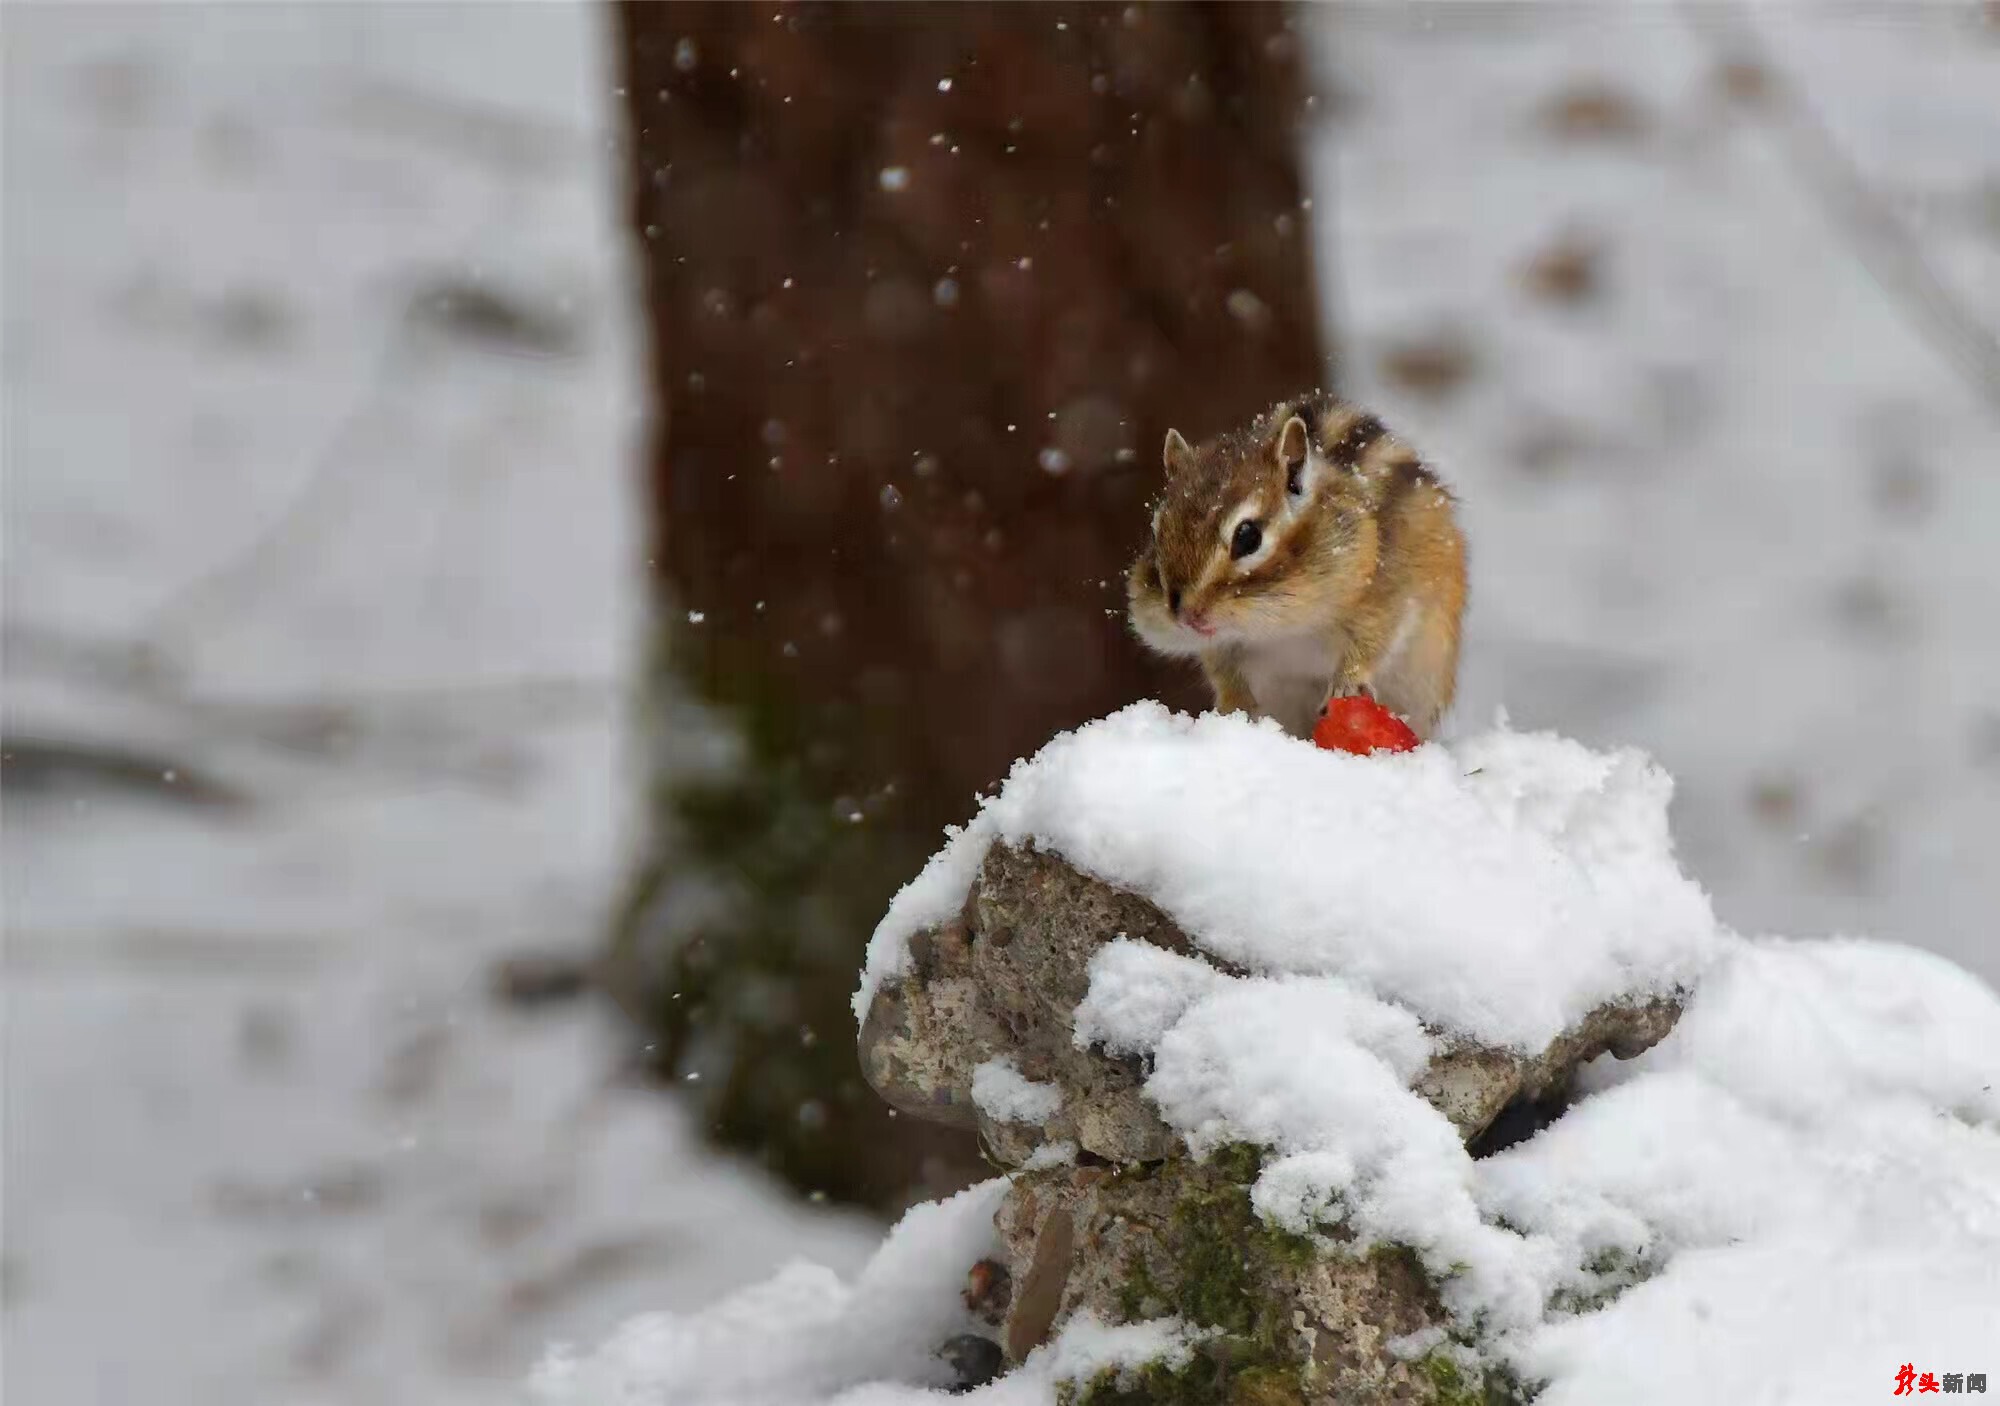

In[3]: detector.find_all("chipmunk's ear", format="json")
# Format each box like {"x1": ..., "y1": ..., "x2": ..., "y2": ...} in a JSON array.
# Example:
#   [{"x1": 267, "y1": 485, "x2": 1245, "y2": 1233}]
[
  {"x1": 1279, "y1": 414, "x2": 1314, "y2": 498},
  {"x1": 1278, "y1": 415, "x2": 1311, "y2": 476},
  {"x1": 1163, "y1": 428, "x2": 1194, "y2": 477}
]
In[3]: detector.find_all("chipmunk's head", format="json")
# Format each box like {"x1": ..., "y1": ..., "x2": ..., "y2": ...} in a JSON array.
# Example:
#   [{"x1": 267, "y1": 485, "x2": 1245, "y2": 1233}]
[{"x1": 1127, "y1": 394, "x2": 1382, "y2": 658}]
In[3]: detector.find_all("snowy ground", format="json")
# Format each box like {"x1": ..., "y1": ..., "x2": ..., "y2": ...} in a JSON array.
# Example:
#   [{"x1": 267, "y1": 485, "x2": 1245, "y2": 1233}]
[
  {"x1": 1313, "y1": 4, "x2": 2000, "y2": 984},
  {"x1": 1, "y1": 7, "x2": 874, "y2": 1405}
]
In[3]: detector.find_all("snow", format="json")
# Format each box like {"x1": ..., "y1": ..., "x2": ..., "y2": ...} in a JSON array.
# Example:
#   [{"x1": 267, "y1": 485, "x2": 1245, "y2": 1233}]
[
  {"x1": 1116, "y1": 928, "x2": 2000, "y2": 1390},
  {"x1": 1310, "y1": 6, "x2": 2000, "y2": 990},
  {"x1": 528, "y1": 1181, "x2": 1211, "y2": 1406},
  {"x1": 1023, "y1": 1315, "x2": 1208, "y2": 1398},
  {"x1": 531, "y1": 7, "x2": 2000, "y2": 1399},
  {"x1": 552, "y1": 723, "x2": 2000, "y2": 1403},
  {"x1": 857, "y1": 821, "x2": 990, "y2": 1011},
  {"x1": 1088, "y1": 926, "x2": 2000, "y2": 1390},
  {"x1": 2, "y1": 7, "x2": 875, "y2": 1405},
  {"x1": 1524, "y1": 1235, "x2": 2000, "y2": 1406},
  {"x1": 1489, "y1": 937, "x2": 2000, "y2": 1403},
  {"x1": 1019, "y1": 1142, "x2": 1080, "y2": 1172},
  {"x1": 11, "y1": 5, "x2": 1999, "y2": 1404},
  {"x1": 971, "y1": 1058, "x2": 1064, "y2": 1127},
  {"x1": 528, "y1": 1180, "x2": 1010, "y2": 1406},
  {"x1": 1072, "y1": 941, "x2": 1232, "y2": 1058},
  {"x1": 1070, "y1": 937, "x2": 1557, "y2": 1335},
  {"x1": 860, "y1": 704, "x2": 1721, "y2": 1051},
  {"x1": 537, "y1": 1307, "x2": 1203, "y2": 1406}
]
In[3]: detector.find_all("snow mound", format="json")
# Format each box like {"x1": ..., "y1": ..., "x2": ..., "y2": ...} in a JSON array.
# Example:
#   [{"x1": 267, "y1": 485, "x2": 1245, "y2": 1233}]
[
  {"x1": 526, "y1": 1176, "x2": 1205, "y2": 1406},
  {"x1": 527, "y1": 1179, "x2": 1009, "y2": 1406},
  {"x1": 858, "y1": 702, "x2": 1721, "y2": 1049},
  {"x1": 1490, "y1": 935, "x2": 2000, "y2": 1402},
  {"x1": 539, "y1": 713, "x2": 2000, "y2": 1402},
  {"x1": 1071, "y1": 929, "x2": 2000, "y2": 1382},
  {"x1": 534, "y1": 936, "x2": 2000, "y2": 1405}
]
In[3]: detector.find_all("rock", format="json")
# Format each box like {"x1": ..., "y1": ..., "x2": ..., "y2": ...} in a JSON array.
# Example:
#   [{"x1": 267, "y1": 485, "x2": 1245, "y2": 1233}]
[
  {"x1": 963, "y1": 1258, "x2": 1013, "y2": 1327},
  {"x1": 859, "y1": 841, "x2": 1680, "y2": 1400},
  {"x1": 1414, "y1": 995, "x2": 1682, "y2": 1143},
  {"x1": 994, "y1": 1152, "x2": 1486, "y2": 1404},
  {"x1": 937, "y1": 1334, "x2": 1005, "y2": 1394},
  {"x1": 859, "y1": 842, "x2": 1683, "y2": 1401},
  {"x1": 860, "y1": 844, "x2": 1683, "y2": 1168},
  {"x1": 861, "y1": 845, "x2": 1201, "y2": 1166}
]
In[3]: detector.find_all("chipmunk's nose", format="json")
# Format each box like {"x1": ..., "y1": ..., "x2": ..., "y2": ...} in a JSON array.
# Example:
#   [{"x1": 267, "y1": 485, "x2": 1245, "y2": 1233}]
[{"x1": 1183, "y1": 607, "x2": 1214, "y2": 637}]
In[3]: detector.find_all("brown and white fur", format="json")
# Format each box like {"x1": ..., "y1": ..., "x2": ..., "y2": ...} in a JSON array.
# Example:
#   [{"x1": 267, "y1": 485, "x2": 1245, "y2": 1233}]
[{"x1": 1126, "y1": 392, "x2": 1468, "y2": 740}]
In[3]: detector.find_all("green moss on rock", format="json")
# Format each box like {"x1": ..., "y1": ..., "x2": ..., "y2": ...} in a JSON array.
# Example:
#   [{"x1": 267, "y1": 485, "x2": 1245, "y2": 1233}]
[
  {"x1": 1165, "y1": 1147, "x2": 1318, "y2": 1343},
  {"x1": 1071, "y1": 1356, "x2": 1306, "y2": 1406},
  {"x1": 1417, "y1": 1351, "x2": 1538, "y2": 1406},
  {"x1": 1061, "y1": 1147, "x2": 1529, "y2": 1406},
  {"x1": 1088, "y1": 1146, "x2": 1315, "y2": 1403}
]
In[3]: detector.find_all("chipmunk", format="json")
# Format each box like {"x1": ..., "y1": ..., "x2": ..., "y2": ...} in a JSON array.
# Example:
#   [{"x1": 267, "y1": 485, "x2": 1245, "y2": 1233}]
[{"x1": 1126, "y1": 392, "x2": 1468, "y2": 741}]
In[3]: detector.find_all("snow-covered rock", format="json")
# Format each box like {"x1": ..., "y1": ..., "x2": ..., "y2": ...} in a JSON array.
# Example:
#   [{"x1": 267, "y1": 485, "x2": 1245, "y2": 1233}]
[
  {"x1": 855, "y1": 703, "x2": 1719, "y2": 1050},
  {"x1": 860, "y1": 841, "x2": 1684, "y2": 1173},
  {"x1": 534, "y1": 708, "x2": 2000, "y2": 1405}
]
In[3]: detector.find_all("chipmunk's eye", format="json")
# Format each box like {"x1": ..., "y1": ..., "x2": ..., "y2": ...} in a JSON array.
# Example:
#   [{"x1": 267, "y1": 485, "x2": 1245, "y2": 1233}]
[{"x1": 1230, "y1": 519, "x2": 1263, "y2": 559}]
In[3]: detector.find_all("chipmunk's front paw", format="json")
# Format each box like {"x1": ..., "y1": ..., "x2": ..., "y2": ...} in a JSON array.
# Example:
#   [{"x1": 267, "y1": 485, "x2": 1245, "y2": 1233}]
[{"x1": 1323, "y1": 677, "x2": 1377, "y2": 712}]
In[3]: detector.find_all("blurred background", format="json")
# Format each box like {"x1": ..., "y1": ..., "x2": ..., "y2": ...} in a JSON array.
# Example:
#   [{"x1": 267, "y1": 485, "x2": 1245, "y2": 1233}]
[{"x1": 3, "y1": 3, "x2": 1996, "y2": 1403}]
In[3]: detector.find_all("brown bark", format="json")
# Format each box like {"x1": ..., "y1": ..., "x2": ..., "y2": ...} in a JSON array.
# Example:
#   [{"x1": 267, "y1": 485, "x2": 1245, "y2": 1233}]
[{"x1": 609, "y1": 0, "x2": 1327, "y2": 1212}]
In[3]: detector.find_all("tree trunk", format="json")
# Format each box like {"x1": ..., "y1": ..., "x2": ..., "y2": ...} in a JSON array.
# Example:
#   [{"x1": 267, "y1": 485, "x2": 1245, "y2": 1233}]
[{"x1": 609, "y1": 0, "x2": 1328, "y2": 1212}]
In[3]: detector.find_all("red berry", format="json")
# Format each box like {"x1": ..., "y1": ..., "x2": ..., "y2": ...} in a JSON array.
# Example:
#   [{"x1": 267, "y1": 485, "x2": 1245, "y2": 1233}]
[{"x1": 1313, "y1": 696, "x2": 1421, "y2": 755}]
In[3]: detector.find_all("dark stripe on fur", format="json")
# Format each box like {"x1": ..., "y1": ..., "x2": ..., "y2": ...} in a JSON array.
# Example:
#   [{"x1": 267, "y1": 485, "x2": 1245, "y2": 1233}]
[
  {"x1": 1329, "y1": 412, "x2": 1386, "y2": 468},
  {"x1": 1373, "y1": 456, "x2": 1428, "y2": 551}
]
